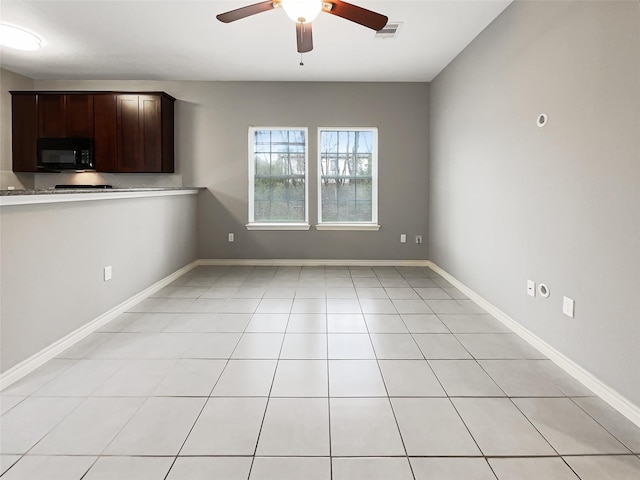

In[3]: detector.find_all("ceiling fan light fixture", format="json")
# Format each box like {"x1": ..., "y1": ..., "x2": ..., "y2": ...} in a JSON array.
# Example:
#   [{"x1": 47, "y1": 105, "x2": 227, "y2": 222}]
[
  {"x1": 0, "y1": 24, "x2": 41, "y2": 51},
  {"x1": 281, "y1": 0, "x2": 322, "y2": 24}
]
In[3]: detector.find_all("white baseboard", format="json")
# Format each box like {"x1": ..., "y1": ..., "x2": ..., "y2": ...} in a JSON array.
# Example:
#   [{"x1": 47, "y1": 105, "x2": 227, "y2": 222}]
[
  {"x1": 0, "y1": 261, "x2": 199, "y2": 392},
  {"x1": 0, "y1": 258, "x2": 424, "y2": 390},
  {"x1": 4, "y1": 257, "x2": 639, "y2": 430},
  {"x1": 427, "y1": 261, "x2": 640, "y2": 428},
  {"x1": 196, "y1": 259, "x2": 431, "y2": 267}
]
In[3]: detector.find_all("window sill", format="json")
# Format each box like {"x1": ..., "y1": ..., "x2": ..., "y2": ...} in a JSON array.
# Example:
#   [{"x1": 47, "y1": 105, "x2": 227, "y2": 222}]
[
  {"x1": 315, "y1": 223, "x2": 381, "y2": 231},
  {"x1": 246, "y1": 223, "x2": 311, "y2": 231}
]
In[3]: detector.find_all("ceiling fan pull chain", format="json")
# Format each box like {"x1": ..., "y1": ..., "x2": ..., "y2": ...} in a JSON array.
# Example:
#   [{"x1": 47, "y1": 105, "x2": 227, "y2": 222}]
[{"x1": 299, "y1": 53, "x2": 304, "y2": 66}]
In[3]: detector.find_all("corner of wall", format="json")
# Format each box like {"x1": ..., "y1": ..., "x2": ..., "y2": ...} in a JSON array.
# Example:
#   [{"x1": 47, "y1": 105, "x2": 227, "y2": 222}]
[{"x1": 1, "y1": 68, "x2": 35, "y2": 190}]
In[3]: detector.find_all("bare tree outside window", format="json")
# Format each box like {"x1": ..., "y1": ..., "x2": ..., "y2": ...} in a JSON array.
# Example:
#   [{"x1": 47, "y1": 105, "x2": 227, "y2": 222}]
[
  {"x1": 251, "y1": 128, "x2": 307, "y2": 223},
  {"x1": 319, "y1": 128, "x2": 377, "y2": 223}
]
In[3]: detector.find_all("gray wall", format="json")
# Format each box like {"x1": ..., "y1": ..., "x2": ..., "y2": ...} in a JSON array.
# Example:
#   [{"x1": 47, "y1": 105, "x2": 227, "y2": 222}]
[
  {"x1": 0, "y1": 193, "x2": 198, "y2": 371},
  {"x1": 429, "y1": 1, "x2": 640, "y2": 405},
  {"x1": 0, "y1": 68, "x2": 34, "y2": 190},
  {"x1": 195, "y1": 82, "x2": 429, "y2": 260},
  {"x1": 31, "y1": 80, "x2": 430, "y2": 260}
]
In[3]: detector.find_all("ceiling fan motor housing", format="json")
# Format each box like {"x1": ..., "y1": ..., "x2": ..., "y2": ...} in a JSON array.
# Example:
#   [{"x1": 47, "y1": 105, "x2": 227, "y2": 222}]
[{"x1": 281, "y1": 0, "x2": 323, "y2": 24}]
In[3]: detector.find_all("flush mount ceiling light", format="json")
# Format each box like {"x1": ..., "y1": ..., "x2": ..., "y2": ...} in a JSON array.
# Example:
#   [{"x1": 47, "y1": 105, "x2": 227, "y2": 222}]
[
  {"x1": 0, "y1": 24, "x2": 42, "y2": 51},
  {"x1": 217, "y1": 0, "x2": 388, "y2": 54}
]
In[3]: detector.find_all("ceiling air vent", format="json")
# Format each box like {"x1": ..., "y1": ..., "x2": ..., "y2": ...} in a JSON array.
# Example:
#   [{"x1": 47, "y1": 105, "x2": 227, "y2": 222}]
[{"x1": 375, "y1": 22, "x2": 402, "y2": 39}]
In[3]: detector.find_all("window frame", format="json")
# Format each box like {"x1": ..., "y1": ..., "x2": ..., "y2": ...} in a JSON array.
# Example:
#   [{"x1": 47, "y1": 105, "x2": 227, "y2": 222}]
[
  {"x1": 316, "y1": 127, "x2": 380, "y2": 231},
  {"x1": 247, "y1": 126, "x2": 310, "y2": 231}
]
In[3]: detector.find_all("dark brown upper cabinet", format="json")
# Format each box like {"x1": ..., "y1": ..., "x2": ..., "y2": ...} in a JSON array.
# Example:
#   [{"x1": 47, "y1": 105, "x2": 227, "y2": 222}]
[
  {"x1": 93, "y1": 94, "x2": 118, "y2": 173},
  {"x1": 116, "y1": 94, "x2": 174, "y2": 173},
  {"x1": 38, "y1": 93, "x2": 94, "y2": 138},
  {"x1": 11, "y1": 93, "x2": 38, "y2": 172},
  {"x1": 11, "y1": 91, "x2": 175, "y2": 173}
]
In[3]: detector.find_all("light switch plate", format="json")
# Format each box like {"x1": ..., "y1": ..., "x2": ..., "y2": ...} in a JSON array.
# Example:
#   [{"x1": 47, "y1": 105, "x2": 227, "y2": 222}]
[
  {"x1": 563, "y1": 296, "x2": 575, "y2": 318},
  {"x1": 527, "y1": 280, "x2": 535, "y2": 297},
  {"x1": 104, "y1": 266, "x2": 112, "y2": 282}
]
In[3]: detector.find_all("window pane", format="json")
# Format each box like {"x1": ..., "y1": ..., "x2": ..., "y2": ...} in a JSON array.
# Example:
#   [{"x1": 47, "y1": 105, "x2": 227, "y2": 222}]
[
  {"x1": 254, "y1": 178, "x2": 305, "y2": 222},
  {"x1": 255, "y1": 153, "x2": 270, "y2": 176},
  {"x1": 251, "y1": 128, "x2": 306, "y2": 223},
  {"x1": 319, "y1": 129, "x2": 376, "y2": 223},
  {"x1": 321, "y1": 178, "x2": 372, "y2": 223}
]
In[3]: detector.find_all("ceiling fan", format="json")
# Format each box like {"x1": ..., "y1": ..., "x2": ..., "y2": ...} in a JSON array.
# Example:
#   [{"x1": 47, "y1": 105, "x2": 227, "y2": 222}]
[{"x1": 216, "y1": 0, "x2": 388, "y2": 54}]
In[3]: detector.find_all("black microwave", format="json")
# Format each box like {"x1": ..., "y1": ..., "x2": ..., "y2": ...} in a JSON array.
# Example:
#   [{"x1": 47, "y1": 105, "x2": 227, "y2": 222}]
[{"x1": 37, "y1": 138, "x2": 95, "y2": 171}]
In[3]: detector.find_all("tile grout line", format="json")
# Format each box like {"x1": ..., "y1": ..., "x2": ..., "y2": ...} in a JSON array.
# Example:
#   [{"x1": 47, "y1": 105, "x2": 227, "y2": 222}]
[
  {"x1": 363, "y1": 266, "x2": 417, "y2": 480},
  {"x1": 399, "y1": 279, "x2": 494, "y2": 474},
  {"x1": 568, "y1": 396, "x2": 640, "y2": 455},
  {"x1": 3, "y1": 265, "x2": 639, "y2": 479},
  {"x1": 399, "y1": 269, "x2": 537, "y2": 478},
  {"x1": 247, "y1": 265, "x2": 298, "y2": 480},
  {"x1": 162, "y1": 265, "x2": 260, "y2": 480},
  {"x1": 326, "y1": 280, "x2": 334, "y2": 480}
]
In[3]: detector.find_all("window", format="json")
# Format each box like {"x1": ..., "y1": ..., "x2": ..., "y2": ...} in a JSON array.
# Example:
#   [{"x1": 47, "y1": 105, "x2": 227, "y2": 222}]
[
  {"x1": 248, "y1": 128, "x2": 309, "y2": 230},
  {"x1": 317, "y1": 128, "x2": 379, "y2": 230}
]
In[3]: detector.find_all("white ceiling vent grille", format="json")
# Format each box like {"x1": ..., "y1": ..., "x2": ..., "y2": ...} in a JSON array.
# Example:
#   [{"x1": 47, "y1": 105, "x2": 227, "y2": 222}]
[{"x1": 375, "y1": 22, "x2": 402, "y2": 39}]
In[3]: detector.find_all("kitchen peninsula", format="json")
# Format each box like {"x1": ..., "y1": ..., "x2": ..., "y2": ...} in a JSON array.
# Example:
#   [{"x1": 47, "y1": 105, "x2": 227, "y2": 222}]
[{"x1": 0, "y1": 186, "x2": 199, "y2": 382}]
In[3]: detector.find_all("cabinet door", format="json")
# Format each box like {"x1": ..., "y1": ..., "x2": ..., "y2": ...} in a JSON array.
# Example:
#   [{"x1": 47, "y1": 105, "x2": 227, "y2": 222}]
[
  {"x1": 11, "y1": 94, "x2": 38, "y2": 172},
  {"x1": 94, "y1": 94, "x2": 117, "y2": 172},
  {"x1": 116, "y1": 95, "x2": 142, "y2": 172},
  {"x1": 139, "y1": 95, "x2": 162, "y2": 172},
  {"x1": 37, "y1": 94, "x2": 66, "y2": 137},
  {"x1": 37, "y1": 94, "x2": 94, "y2": 138},
  {"x1": 117, "y1": 94, "x2": 164, "y2": 173},
  {"x1": 65, "y1": 94, "x2": 94, "y2": 137}
]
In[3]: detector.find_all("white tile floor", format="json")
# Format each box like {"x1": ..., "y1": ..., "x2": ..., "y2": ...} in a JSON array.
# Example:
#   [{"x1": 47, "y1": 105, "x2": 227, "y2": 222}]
[{"x1": 1, "y1": 265, "x2": 640, "y2": 479}]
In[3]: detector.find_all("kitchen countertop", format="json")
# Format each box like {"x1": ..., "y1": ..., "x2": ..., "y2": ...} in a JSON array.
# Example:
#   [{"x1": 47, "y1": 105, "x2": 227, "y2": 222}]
[{"x1": 0, "y1": 187, "x2": 201, "y2": 206}]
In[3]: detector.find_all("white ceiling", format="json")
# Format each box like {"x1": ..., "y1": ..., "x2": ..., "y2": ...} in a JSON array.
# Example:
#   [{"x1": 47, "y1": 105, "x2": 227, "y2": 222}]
[{"x1": 0, "y1": 0, "x2": 512, "y2": 82}]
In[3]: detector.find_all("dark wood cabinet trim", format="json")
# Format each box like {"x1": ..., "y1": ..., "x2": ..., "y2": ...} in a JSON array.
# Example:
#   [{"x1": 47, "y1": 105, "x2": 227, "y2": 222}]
[
  {"x1": 161, "y1": 96, "x2": 175, "y2": 173},
  {"x1": 11, "y1": 91, "x2": 176, "y2": 101}
]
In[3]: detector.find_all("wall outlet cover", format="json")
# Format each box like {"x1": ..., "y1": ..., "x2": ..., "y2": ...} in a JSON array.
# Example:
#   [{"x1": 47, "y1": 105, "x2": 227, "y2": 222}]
[
  {"x1": 400, "y1": 234, "x2": 406, "y2": 243},
  {"x1": 563, "y1": 296, "x2": 575, "y2": 318},
  {"x1": 527, "y1": 280, "x2": 536, "y2": 297}
]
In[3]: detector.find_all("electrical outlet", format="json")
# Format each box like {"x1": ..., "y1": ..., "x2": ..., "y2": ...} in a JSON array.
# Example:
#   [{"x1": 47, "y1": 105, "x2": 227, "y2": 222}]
[
  {"x1": 563, "y1": 296, "x2": 575, "y2": 318},
  {"x1": 415, "y1": 235, "x2": 423, "y2": 244},
  {"x1": 527, "y1": 280, "x2": 536, "y2": 297},
  {"x1": 228, "y1": 233, "x2": 235, "y2": 242},
  {"x1": 400, "y1": 234, "x2": 406, "y2": 243},
  {"x1": 104, "y1": 266, "x2": 112, "y2": 282}
]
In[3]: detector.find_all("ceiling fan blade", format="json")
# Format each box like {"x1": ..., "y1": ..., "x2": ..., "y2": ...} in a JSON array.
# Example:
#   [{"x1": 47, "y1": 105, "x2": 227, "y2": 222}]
[
  {"x1": 323, "y1": 0, "x2": 388, "y2": 31},
  {"x1": 216, "y1": 1, "x2": 276, "y2": 23},
  {"x1": 296, "y1": 22, "x2": 313, "y2": 53}
]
